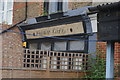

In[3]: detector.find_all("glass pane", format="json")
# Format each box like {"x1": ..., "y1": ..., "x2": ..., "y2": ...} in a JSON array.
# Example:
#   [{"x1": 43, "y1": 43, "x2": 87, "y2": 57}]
[
  {"x1": 54, "y1": 41, "x2": 67, "y2": 51},
  {"x1": 62, "y1": 0, "x2": 68, "y2": 12},
  {"x1": 50, "y1": 57, "x2": 57, "y2": 69},
  {"x1": 41, "y1": 56, "x2": 47, "y2": 69},
  {"x1": 41, "y1": 42, "x2": 51, "y2": 50},
  {"x1": 6, "y1": 0, "x2": 13, "y2": 24},
  {"x1": 73, "y1": 58, "x2": 82, "y2": 70},
  {"x1": 29, "y1": 43, "x2": 38, "y2": 49},
  {"x1": 58, "y1": 2, "x2": 62, "y2": 12},
  {"x1": 2, "y1": 12, "x2": 4, "y2": 22},
  {"x1": 0, "y1": 1, "x2": 4, "y2": 11},
  {"x1": 0, "y1": 0, "x2": 4, "y2": 24},
  {"x1": 7, "y1": 0, "x2": 13, "y2": 10},
  {"x1": 6, "y1": 10, "x2": 13, "y2": 24},
  {"x1": 49, "y1": 0, "x2": 58, "y2": 14},
  {"x1": 0, "y1": 12, "x2": 4, "y2": 23},
  {"x1": 61, "y1": 57, "x2": 68, "y2": 69},
  {"x1": 0, "y1": 13, "x2": 2, "y2": 23},
  {"x1": 69, "y1": 41, "x2": 84, "y2": 50}
]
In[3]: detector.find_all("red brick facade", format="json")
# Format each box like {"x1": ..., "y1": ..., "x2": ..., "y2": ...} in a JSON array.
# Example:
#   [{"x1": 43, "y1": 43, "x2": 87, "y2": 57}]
[
  {"x1": 13, "y1": 2, "x2": 44, "y2": 24},
  {"x1": 1, "y1": 2, "x2": 44, "y2": 69},
  {"x1": 0, "y1": 1, "x2": 92, "y2": 78},
  {"x1": 0, "y1": 1, "x2": 119, "y2": 78},
  {"x1": 97, "y1": 42, "x2": 120, "y2": 77}
]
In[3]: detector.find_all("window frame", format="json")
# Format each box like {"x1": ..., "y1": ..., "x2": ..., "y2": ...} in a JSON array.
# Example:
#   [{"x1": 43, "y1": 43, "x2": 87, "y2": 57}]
[
  {"x1": 28, "y1": 36, "x2": 88, "y2": 53},
  {"x1": 0, "y1": 0, "x2": 14, "y2": 25},
  {"x1": 43, "y1": 0, "x2": 68, "y2": 15}
]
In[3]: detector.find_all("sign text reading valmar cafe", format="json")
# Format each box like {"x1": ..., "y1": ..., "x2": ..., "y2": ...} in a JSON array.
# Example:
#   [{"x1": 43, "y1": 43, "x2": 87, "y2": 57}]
[{"x1": 26, "y1": 22, "x2": 84, "y2": 39}]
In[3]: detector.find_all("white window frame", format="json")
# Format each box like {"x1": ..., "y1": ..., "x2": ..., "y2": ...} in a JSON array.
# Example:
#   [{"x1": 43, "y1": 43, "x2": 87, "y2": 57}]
[{"x1": 0, "y1": 0, "x2": 14, "y2": 25}]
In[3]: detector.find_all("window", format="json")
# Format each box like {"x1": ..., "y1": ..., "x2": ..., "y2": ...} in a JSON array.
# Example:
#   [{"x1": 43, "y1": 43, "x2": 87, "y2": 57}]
[
  {"x1": 44, "y1": 0, "x2": 68, "y2": 14},
  {"x1": 54, "y1": 41, "x2": 67, "y2": 51},
  {"x1": 0, "y1": 0, "x2": 14, "y2": 25},
  {"x1": 69, "y1": 41, "x2": 85, "y2": 50},
  {"x1": 28, "y1": 40, "x2": 86, "y2": 52},
  {"x1": 29, "y1": 43, "x2": 37, "y2": 49},
  {"x1": 41, "y1": 42, "x2": 51, "y2": 50}
]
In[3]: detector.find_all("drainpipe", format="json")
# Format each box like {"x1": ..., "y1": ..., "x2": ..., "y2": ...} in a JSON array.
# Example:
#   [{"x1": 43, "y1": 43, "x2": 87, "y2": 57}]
[
  {"x1": 0, "y1": 0, "x2": 28, "y2": 34},
  {"x1": 18, "y1": 0, "x2": 28, "y2": 42}
]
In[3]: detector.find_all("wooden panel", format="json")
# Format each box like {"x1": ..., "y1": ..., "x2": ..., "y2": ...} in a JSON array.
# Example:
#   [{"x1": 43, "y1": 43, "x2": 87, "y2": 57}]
[
  {"x1": 2, "y1": 69, "x2": 85, "y2": 78},
  {"x1": 26, "y1": 22, "x2": 84, "y2": 39}
]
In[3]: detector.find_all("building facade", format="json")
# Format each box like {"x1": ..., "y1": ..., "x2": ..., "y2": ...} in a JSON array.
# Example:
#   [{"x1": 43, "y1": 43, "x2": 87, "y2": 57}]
[
  {"x1": 0, "y1": 0, "x2": 92, "y2": 79},
  {"x1": 0, "y1": 0, "x2": 120, "y2": 79}
]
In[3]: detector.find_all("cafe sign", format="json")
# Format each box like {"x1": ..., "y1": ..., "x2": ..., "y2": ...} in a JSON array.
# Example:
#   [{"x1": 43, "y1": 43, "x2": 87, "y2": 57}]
[{"x1": 25, "y1": 22, "x2": 84, "y2": 39}]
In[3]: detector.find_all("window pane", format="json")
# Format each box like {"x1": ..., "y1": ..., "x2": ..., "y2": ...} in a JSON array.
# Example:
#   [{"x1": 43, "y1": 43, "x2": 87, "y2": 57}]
[
  {"x1": 57, "y1": 2, "x2": 62, "y2": 12},
  {"x1": 0, "y1": 0, "x2": 4, "y2": 24},
  {"x1": 0, "y1": 13, "x2": 2, "y2": 23},
  {"x1": 2, "y1": 12, "x2": 4, "y2": 22},
  {"x1": 7, "y1": 1, "x2": 13, "y2": 10},
  {"x1": 0, "y1": 1, "x2": 4, "y2": 11},
  {"x1": 54, "y1": 41, "x2": 66, "y2": 51},
  {"x1": 41, "y1": 42, "x2": 51, "y2": 50},
  {"x1": 69, "y1": 41, "x2": 84, "y2": 50},
  {"x1": 41, "y1": 56, "x2": 47, "y2": 69},
  {"x1": 0, "y1": 12, "x2": 4, "y2": 23},
  {"x1": 6, "y1": 0, "x2": 13, "y2": 25},
  {"x1": 50, "y1": 57, "x2": 57, "y2": 69},
  {"x1": 63, "y1": 0, "x2": 68, "y2": 12},
  {"x1": 49, "y1": 0, "x2": 58, "y2": 14},
  {"x1": 49, "y1": 2, "x2": 58, "y2": 14},
  {"x1": 61, "y1": 57, "x2": 68, "y2": 69},
  {"x1": 6, "y1": 10, "x2": 13, "y2": 24},
  {"x1": 29, "y1": 43, "x2": 38, "y2": 49},
  {"x1": 73, "y1": 58, "x2": 82, "y2": 70}
]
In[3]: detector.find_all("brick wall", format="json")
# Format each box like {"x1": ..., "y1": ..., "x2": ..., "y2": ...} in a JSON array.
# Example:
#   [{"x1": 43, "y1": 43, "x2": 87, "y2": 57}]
[
  {"x1": 1, "y1": 1, "x2": 44, "y2": 68},
  {"x1": 1, "y1": 2, "x2": 44, "y2": 78},
  {"x1": 2, "y1": 0, "x2": 45, "y2": 64},
  {"x1": 13, "y1": 2, "x2": 44, "y2": 24},
  {"x1": 97, "y1": 42, "x2": 120, "y2": 77},
  {"x1": 2, "y1": 26, "x2": 23, "y2": 68},
  {"x1": 0, "y1": 24, "x2": 2, "y2": 79},
  {"x1": 69, "y1": 2, "x2": 92, "y2": 10},
  {"x1": 114, "y1": 42, "x2": 120, "y2": 77},
  {"x1": 1, "y1": 1, "x2": 91, "y2": 78},
  {"x1": 2, "y1": 1, "x2": 120, "y2": 78}
]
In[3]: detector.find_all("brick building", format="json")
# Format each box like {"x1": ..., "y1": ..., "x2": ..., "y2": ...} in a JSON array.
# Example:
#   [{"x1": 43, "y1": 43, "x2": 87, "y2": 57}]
[
  {"x1": 0, "y1": 0, "x2": 120, "y2": 79},
  {"x1": 0, "y1": 0, "x2": 93, "y2": 79}
]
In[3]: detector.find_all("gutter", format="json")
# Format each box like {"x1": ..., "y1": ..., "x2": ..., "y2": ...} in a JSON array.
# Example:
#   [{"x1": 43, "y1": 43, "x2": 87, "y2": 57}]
[{"x1": 0, "y1": 0, "x2": 28, "y2": 34}]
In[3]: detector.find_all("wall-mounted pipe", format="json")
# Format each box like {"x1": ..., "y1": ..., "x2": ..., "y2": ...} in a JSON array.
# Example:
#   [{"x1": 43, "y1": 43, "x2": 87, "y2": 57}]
[{"x1": 0, "y1": 0, "x2": 28, "y2": 34}]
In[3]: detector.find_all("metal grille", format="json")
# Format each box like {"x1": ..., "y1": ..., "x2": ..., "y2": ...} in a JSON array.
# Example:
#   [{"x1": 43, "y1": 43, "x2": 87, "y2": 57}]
[{"x1": 23, "y1": 49, "x2": 88, "y2": 71}]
